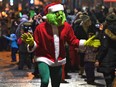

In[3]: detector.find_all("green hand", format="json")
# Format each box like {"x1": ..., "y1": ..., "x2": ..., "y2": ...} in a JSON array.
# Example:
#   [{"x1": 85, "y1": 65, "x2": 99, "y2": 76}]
[
  {"x1": 84, "y1": 35, "x2": 96, "y2": 46},
  {"x1": 21, "y1": 33, "x2": 34, "y2": 46},
  {"x1": 21, "y1": 33, "x2": 28, "y2": 42},
  {"x1": 91, "y1": 39, "x2": 101, "y2": 47}
]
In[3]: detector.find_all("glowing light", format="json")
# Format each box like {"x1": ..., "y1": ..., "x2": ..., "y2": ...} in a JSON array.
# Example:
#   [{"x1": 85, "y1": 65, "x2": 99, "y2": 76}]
[
  {"x1": 18, "y1": 3, "x2": 22, "y2": 11},
  {"x1": 10, "y1": 0, "x2": 14, "y2": 6},
  {"x1": 30, "y1": 0, "x2": 34, "y2": 4},
  {"x1": 34, "y1": 0, "x2": 40, "y2": 5}
]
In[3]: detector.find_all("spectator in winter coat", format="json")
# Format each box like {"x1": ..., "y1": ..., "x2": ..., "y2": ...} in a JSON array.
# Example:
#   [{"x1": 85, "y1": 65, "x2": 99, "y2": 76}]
[
  {"x1": 95, "y1": 14, "x2": 116, "y2": 87},
  {"x1": 17, "y1": 22, "x2": 32, "y2": 70}
]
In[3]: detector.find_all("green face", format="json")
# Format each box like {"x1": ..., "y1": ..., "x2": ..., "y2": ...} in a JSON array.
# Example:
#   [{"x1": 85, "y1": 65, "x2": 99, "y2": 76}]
[{"x1": 46, "y1": 10, "x2": 66, "y2": 26}]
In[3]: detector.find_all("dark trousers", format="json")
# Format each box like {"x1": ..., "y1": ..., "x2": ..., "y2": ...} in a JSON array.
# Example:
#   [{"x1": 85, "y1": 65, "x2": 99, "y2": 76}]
[
  {"x1": 79, "y1": 53, "x2": 85, "y2": 67},
  {"x1": 103, "y1": 72, "x2": 115, "y2": 87},
  {"x1": 65, "y1": 45, "x2": 71, "y2": 75},
  {"x1": 11, "y1": 48, "x2": 18, "y2": 61},
  {"x1": 84, "y1": 62, "x2": 95, "y2": 82},
  {"x1": 18, "y1": 52, "x2": 32, "y2": 69},
  {"x1": 33, "y1": 62, "x2": 39, "y2": 75}
]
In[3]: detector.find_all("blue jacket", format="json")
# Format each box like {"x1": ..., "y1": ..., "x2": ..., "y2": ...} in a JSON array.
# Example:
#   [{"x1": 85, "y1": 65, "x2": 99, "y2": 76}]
[{"x1": 3, "y1": 34, "x2": 18, "y2": 49}]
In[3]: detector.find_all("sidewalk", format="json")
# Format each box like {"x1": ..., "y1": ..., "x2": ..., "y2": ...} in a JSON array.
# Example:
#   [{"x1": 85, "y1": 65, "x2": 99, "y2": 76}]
[{"x1": 0, "y1": 51, "x2": 106, "y2": 87}]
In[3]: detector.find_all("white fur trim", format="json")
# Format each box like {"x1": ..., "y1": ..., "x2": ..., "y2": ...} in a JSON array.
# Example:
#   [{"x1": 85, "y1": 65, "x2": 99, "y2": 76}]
[
  {"x1": 52, "y1": 25, "x2": 59, "y2": 60},
  {"x1": 48, "y1": 4, "x2": 64, "y2": 13},
  {"x1": 35, "y1": 57, "x2": 66, "y2": 66},
  {"x1": 42, "y1": 16, "x2": 47, "y2": 20},
  {"x1": 54, "y1": 34, "x2": 59, "y2": 59},
  {"x1": 79, "y1": 39, "x2": 86, "y2": 46},
  {"x1": 27, "y1": 41, "x2": 37, "y2": 53}
]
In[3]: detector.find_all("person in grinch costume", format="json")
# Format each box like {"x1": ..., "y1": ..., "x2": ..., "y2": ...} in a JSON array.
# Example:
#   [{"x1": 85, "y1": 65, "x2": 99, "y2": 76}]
[{"x1": 21, "y1": 2, "x2": 100, "y2": 87}]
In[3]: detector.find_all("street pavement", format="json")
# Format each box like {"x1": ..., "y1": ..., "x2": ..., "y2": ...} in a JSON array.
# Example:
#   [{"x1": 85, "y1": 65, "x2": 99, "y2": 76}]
[{"x1": 0, "y1": 51, "x2": 106, "y2": 87}]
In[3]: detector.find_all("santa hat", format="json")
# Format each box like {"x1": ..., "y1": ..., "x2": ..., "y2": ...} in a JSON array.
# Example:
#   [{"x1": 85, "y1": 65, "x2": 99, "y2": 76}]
[{"x1": 44, "y1": 2, "x2": 64, "y2": 15}]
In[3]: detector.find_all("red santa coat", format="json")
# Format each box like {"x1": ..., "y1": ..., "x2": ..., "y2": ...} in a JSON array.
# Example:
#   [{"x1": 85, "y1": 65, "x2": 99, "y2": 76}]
[{"x1": 28, "y1": 22, "x2": 80, "y2": 66}]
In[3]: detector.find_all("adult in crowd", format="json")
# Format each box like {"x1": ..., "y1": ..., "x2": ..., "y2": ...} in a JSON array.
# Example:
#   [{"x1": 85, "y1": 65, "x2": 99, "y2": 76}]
[
  {"x1": 95, "y1": 14, "x2": 116, "y2": 87},
  {"x1": 17, "y1": 22, "x2": 33, "y2": 70},
  {"x1": 74, "y1": 14, "x2": 97, "y2": 77}
]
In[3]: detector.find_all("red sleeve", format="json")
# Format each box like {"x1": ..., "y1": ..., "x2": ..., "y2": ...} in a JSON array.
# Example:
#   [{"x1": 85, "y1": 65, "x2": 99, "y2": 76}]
[
  {"x1": 66, "y1": 24, "x2": 80, "y2": 47},
  {"x1": 33, "y1": 25, "x2": 40, "y2": 48},
  {"x1": 17, "y1": 37, "x2": 22, "y2": 45}
]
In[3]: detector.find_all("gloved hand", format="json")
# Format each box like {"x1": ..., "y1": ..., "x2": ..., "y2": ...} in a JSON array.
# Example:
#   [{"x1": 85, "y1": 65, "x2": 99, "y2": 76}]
[
  {"x1": 91, "y1": 39, "x2": 101, "y2": 47},
  {"x1": 21, "y1": 33, "x2": 34, "y2": 46},
  {"x1": 84, "y1": 35, "x2": 101, "y2": 47},
  {"x1": 84, "y1": 35, "x2": 96, "y2": 46}
]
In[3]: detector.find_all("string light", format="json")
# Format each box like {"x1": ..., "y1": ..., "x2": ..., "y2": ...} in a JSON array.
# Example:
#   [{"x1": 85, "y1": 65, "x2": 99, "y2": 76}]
[
  {"x1": 10, "y1": 0, "x2": 14, "y2": 6},
  {"x1": 30, "y1": 0, "x2": 34, "y2": 4}
]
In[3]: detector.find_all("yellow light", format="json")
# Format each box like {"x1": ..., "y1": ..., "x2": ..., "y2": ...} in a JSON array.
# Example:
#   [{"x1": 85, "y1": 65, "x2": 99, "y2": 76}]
[{"x1": 18, "y1": 3, "x2": 22, "y2": 11}]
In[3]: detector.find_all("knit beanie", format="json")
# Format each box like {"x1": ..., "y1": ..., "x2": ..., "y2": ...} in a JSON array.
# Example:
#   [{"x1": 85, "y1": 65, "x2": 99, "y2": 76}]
[
  {"x1": 20, "y1": 14, "x2": 28, "y2": 22},
  {"x1": 106, "y1": 14, "x2": 116, "y2": 23},
  {"x1": 80, "y1": 15, "x2": 90, "y2": 23}
]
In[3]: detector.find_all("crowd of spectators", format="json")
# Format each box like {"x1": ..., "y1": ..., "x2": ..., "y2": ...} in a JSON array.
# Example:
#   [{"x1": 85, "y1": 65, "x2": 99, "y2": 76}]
[{"x1": 0, "y1": 2, "x2": 116, "y2": 87}]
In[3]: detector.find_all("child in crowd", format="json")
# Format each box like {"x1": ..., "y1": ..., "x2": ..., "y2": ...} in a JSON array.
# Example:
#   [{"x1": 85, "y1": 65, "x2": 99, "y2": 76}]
[
  {"x1": 3, "y1": 33, "x2": 18, "y2": 62},
  {"x1": 84, "y1": 34, "x2": 100, "y2": 84}
]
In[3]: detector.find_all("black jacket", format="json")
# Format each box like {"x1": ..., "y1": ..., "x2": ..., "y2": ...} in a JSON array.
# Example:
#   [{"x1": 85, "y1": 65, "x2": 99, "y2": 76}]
[{"x1": 96, "y1": 24, "x2": 116, "y2": 74}]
